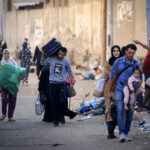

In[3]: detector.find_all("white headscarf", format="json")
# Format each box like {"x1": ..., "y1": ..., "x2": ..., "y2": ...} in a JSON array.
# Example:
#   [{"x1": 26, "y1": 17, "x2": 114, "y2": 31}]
[{"x1": 1, "y1": 49, "x2": 17, "y2": 66}]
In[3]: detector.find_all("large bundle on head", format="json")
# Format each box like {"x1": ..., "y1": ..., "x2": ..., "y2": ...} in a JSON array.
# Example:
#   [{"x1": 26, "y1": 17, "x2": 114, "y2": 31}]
[
  {"x1": 42, "y1": 38, "x2": 62, "y2": 57},
  {"x1": 0, "y1": 64, "x2": 26, "y2": 97}
]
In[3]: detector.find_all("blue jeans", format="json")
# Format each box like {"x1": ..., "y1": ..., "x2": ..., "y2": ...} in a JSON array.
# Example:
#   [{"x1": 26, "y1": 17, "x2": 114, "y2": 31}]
[{"x1": 114, "y1": 89, "x2": 134, "y2": 135}]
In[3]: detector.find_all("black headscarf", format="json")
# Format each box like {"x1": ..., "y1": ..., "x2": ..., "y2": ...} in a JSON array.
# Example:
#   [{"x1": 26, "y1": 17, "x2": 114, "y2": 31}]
[
  {"x1": 121, "y1": 46, "x2": 127, "y2": 56},
  {"x1": 22, "y1": 42, "x2": 27, "y2": 49},
  {"x1": 108, "y1": 45, "x2": 122, "y2": 66}
]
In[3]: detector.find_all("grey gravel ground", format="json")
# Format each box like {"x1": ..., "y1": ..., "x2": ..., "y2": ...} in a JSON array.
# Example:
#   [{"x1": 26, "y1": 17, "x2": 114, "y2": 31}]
[{"x1": 0, "y1": 73, "x2": 150, "y2": 150}]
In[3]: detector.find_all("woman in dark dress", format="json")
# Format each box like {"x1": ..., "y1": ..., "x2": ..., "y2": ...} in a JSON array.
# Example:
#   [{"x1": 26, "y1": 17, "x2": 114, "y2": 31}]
[{"x1": 38, "y1": 66, "x2": 53, "y2": 122}]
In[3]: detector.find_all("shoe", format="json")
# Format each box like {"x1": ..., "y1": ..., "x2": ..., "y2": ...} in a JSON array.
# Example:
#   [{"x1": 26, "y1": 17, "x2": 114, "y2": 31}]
[
  {"x1": 120, "y1": 133, "x2": 126, "y2": 143},
  {"x1": 0, "y1": 115, "x2": 6, "y2": 121},
  {"x1": 125, "y1": 135, "x2": 132, "y2": 142},
  {"x1": 53, "y1": 121, "x2": 59, "y2": 127},
  {"x1": 69, "y1": 112, "x2": 77, "y2": 119},
  {"x1": 137, "y1": 107, "x2": 143, "y2": 112},
  {"x1": 25, "y1": 82, "x2": 28, "y2": 86},
  {"x1": 107, "y1": 133, "x2": 117, "y2": 139},
  {"x1": 60, "y1": 117, "x2": 65, "y2": 124},
  {"x1": 8, "y1": 118, "x2": 16, "y2": 122}
]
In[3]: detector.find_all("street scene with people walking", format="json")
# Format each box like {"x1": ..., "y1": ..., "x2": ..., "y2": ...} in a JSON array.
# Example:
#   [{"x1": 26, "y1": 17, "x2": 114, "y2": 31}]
[{"x1": 0, "y1": 0, "x2": 150, "y2": 150}]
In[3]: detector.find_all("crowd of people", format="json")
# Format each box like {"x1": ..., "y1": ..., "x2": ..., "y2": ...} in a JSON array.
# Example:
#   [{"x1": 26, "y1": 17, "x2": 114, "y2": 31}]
[{"x1": 0, "y1": 37, "x2": 150, "y2": 143}]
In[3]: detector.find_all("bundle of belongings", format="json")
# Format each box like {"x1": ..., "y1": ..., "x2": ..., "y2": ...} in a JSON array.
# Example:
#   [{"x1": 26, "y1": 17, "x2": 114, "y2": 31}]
[
  {"x1": 0, "y1": 64, "x2": 26, "y2": 97},
  {"x1": 78, "y1": 97, "x2": 105, "y2": 115},
  {"x1": 42, "y1": 38, "x2": 62, "y2": 57},
  {"x1": 82, "y1": 71, "x2": 95, "y2": 80}
]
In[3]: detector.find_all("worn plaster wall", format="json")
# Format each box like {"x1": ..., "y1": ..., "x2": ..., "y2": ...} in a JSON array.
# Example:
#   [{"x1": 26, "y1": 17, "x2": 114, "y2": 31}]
[
  {"x1": 0, "y1": 0, "x2": 3, "y2": 40},
  {"x1": 113, "y1": 0, "x2": 147, "y2": 61},
  {"x1": 3, "y1": 0, "x2": 104, "y2": 64}
]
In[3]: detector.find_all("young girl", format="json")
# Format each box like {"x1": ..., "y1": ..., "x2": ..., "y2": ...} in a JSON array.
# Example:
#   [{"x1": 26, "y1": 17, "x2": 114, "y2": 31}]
[
  {"x1": 123, "y1": 66, "x2": 143, "y2": 111},
  {"x1": 19, "y1": 42, "x2": 32, "y2": 86},
  {"x1": 0, "y1": 49, "x2": 23, "y2": 121}
]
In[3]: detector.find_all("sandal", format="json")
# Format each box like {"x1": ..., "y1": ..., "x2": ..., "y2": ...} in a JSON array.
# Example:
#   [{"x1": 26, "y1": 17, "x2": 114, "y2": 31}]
[
  {"x1": 21, "y1": 82, "x2": 24, "y2": 86},
  {"x1": 137, "y1": 107, "x2": 143, "y2": 112},
  {"x1": 0, "y1": 115, "x2": 6, "y2": 121},
  {"x1": 8, "y1": 118, "x2": 16, "y2": 122}
]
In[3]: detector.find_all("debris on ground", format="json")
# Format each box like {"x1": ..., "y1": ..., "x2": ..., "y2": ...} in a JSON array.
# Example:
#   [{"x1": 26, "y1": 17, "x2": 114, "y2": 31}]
[{"x1": 78, "y1": 97, "x2": 105, "y2": 115}]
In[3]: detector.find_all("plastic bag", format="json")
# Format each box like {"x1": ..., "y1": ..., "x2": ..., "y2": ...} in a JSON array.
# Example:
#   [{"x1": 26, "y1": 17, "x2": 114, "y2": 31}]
[
  {"x1": 146, "y1": 77, "x2": 150, "y2": 87},
  {"x1": 93, "y1": 77, "x2": 106, "y2": 97},
  {"x1": 79, "y1": 98, "x2": 102, "y2": 114},
  {"x1": 0, "y1": 64, "x2": 26, "y2": 97},
  {"x1": 82, "y1": 72, "x2": 95, "y2": 80},
  {"x1": 35, "y1": 96, "x2": 45, "y2": 115}
]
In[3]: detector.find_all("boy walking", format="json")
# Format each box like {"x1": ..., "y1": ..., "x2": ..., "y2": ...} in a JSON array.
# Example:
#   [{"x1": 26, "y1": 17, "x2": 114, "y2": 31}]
[{"x1": 41, "y1": 47, "x2": 74, "y2": 127}]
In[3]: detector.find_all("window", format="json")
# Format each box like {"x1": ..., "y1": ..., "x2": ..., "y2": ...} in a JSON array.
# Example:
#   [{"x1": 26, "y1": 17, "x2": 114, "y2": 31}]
[{"x1": 7, "y1": 0, "x2": 12, "y2": 11}]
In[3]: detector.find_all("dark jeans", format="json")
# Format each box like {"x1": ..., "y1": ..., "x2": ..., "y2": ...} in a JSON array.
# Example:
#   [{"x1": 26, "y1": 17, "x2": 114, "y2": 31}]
[
  {"x1": 137, "y1": 93, "x2": 144, "y2": 107},
  {"x1": 114, "y1": 89, "x2": 134, "y2": 135},
  {"x1": 107, "y1": 121, "x2": 116, "y2": 134},
  {"x1": 144, "y1": 73, "x2": 150, "y2": 88},
  {"x1": 49, "y1": 83, "x2": 67, "y2": 123}
]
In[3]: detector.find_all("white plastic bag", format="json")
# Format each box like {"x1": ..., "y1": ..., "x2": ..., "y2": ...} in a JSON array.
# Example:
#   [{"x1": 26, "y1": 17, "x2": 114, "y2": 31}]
[
  {"x1": 35, "y1": 96, "x2": 45, "y2": 115},
  {"x1": 146, "y1": 77, "x2": 150, "y2": 87},
  {"x1": 93, "y1": 77, "x2": 106, "y2": 97}
]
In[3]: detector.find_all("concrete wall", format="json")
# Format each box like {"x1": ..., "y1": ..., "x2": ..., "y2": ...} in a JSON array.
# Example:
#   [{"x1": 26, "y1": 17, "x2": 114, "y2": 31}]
[
  {"x1": 3, "y1": 0, "x2": 148, "y2": 64},
  {"x1": 3, "y1": 0, "x2": 104, "y2": 64},
  {"x1": 0, "y1": 0, "x2": 3, "y2": 40},
  {"x1": 113, "y1": 0, "x2": 147, "y2": 61}
]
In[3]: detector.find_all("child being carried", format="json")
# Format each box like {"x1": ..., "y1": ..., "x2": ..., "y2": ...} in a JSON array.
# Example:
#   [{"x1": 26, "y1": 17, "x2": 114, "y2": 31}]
[{"x1": 123, "y1": 66, "x2": 143, "y2": 111}]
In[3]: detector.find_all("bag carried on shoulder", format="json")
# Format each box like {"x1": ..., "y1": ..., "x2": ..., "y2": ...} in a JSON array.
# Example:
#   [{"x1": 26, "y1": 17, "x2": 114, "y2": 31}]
[
  {"x1": 35, "y1": 95, "x2": 45, "y2": 115},
  {"x1": 93, "y1": 77, "x2": 106, "y2": 97}
]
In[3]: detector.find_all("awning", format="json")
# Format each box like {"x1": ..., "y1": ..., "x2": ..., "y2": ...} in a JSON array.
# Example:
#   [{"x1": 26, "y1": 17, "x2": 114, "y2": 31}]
[{"x1": 13, "y1": 0, "x2": 44, "y2": 9}]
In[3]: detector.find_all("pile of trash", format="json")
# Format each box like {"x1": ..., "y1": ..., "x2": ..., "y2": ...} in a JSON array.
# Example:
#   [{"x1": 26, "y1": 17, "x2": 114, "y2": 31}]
[
  {"x1": 75, "y1": 60, "x2": 104, "y2": 81},
  {"x1": 136, "y1": 121, "x2": 150, "y2": 134},
  {"x1": 78, "y1": 97, "x2": 105, "y2": 116}
]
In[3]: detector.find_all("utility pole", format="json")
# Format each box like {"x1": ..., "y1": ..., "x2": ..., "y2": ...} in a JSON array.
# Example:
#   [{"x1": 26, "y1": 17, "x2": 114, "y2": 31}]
[
  {"x1": 0, "y1": 0, "x2": 3, "y2": 40},
  {"x1": 101, "y1": 0, "x2": 107, "y2": 67},
  {"x1": 107, "y1": 0, "x2": 113, "y2": 60}
]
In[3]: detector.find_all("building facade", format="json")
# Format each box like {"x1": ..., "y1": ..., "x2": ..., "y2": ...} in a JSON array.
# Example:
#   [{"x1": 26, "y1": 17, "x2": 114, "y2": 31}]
[
  {"x1": 2, "y1": 0, "x2": 149, "y2": 64},
  {"x1": 0, "y1": 0, "x2": 4, "y2": 40}
]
